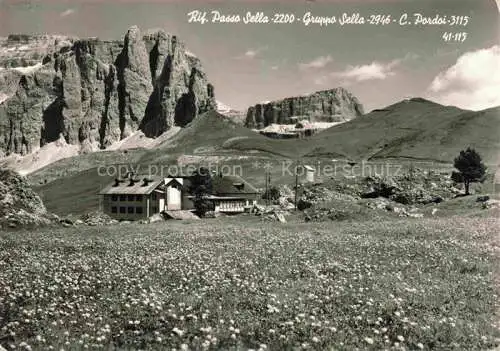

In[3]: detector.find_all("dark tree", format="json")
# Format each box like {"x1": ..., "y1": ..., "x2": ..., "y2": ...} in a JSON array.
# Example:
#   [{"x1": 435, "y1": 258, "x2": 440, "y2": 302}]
[
  {"x1": 452, "y1": 147, "x2": 487, "y2": 195},
  {"x1": 189, "y1": 167, "x2": 215, "y2": 217},
  {"x1": 262, "y1": 186, "x2": 280, "y2": 201},
  {"x1": 450, "y1": 171, "x2": 463, "y2": 184}
]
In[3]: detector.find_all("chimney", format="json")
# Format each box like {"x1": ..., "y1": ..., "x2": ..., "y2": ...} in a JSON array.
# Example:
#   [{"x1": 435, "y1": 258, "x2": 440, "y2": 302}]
[
  {"x1": 234, "y1": 182, "x2": 244, "y2": 191},
  {"x1": 124, "y1": 171, "x2": 137, "y2": 180}
]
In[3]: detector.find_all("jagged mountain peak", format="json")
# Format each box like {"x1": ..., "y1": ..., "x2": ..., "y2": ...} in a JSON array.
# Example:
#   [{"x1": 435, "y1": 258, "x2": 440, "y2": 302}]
[{"x1": 0, "y1": 26, "x2": 216, "y2": 158}]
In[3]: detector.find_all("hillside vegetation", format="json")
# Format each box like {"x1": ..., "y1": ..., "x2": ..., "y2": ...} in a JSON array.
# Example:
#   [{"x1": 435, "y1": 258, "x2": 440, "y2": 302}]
[
  {"x1": 307, "y1": 99, "x2": 500, "y2": 164},
  {"x1": 138, "y1": 99, "x2": 500, "y2": 166},
  {"x1": 0, "y1": 215, "x2": 498, "y2": 350},
  {"x1": 26, "y1": 98, "x2": 500, "y2": 205},
  {"x1": 139, "y1": 110, "x2": 304, "y2": 163}
]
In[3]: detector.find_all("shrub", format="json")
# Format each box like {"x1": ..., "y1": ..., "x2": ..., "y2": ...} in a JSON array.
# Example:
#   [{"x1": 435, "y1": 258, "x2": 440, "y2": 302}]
[{"x1": 262, "y1": 186, "x2": 280, "y2": 201}]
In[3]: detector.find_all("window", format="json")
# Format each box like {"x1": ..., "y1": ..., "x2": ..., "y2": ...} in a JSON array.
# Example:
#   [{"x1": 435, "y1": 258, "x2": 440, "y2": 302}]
[
  {"x1": 136, "y1": 207, "x2": 143, "y2": 214},
  {"x1": 119, "y1": 195, "x2": 126, "y2": 201},
  {"x1": 136, "y1": 195, "x2": 143, "y2": 202},
  {"x1": 127, "y1": 195, "x2": 135, "y2": 202},
  {"x1": 111, "y1": 207, "x2": 117, "y2": 213},
  {"x1": 152, "y1": 206, "x2": 158, "y2": 213},
  {"x1": 119, "y1": 207, "x2": 126, "y2": 214},
  {"x1": 111, "y1": 195, "x2": 118, "y2": 202},
  {"x1": 128, "y1": 207, "x2": 134, "y2": 214}
]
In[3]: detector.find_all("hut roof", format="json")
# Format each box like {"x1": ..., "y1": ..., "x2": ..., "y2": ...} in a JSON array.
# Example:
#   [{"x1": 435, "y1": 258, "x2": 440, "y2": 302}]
[
  {"x1": 211, "y1": 175, "x2": 259, "y2": 195},
  {"x1": 99, "y1": 176, "x2": 163, "y2": 195}
]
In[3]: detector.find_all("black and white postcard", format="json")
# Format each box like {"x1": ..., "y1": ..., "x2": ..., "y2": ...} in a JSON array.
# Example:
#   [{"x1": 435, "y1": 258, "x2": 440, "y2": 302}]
[{"x1": 0, "y1": 0, "x2": 499, "y2": 350}]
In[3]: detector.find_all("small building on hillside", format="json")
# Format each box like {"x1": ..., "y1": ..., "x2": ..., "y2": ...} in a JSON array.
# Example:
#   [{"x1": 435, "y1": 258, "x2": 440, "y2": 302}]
[
  {"x1": 257, "y1": 120, "x2": 326, "y2": 139},
  {"x1": 99, "y1": 175, "x2": 194, "y2": 220},
  {"x1": 303, "y1": 165, "x2": 316, "y2": 182},
  {"x1": 211, "y1": 175, "x2": 260, "y2": 213},
  {"x1": 191, "y1": 175, "x2": 260, "y2": 213},
  {"x1": 99, "y1": 176, "x2": 165, "y2": 220},
  {"x1": 99, "y1": 173, "x2": 260, "y2": 219}
]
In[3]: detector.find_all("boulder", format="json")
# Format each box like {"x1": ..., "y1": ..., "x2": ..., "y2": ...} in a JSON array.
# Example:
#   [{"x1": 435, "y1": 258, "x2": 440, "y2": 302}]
[
  {"x1": 60, "y1": 218, "x2": 74, "y2": 226},
  {"x1": 0, "y1": 169, "x2": 53, "y2": 228},
  {"x1": 275, "y1": 212, "x2": 287, "y2": 223},
  {"x1": 46, "y1": 213, "x2": 61, "y2": 223},
  {"x1": 380, "y1": 178, "x2": 401, "y2": 196},
  {"x1": 360, "y1": 177, "x2": 401, "y2": 199},
  {"x1": 476, "y1": 195, "x2": 490, "y2": 203},
  {"x1": 482, "y1": 199, "x2": 500, "y2": 209},
  {"x1": 408, "y1": 213, "x2": 424, "y2": 218},
  {"x1": 361, "y1": 186, "x2": 379, "y2": 199},
  {"x1": 297, "y1": 199, "x2": 313, "y2": 211},
  {"x1": 148, "y1": 213, "x2": 164, "y2": 223},
  {"x1": 204, "y1": 211, "x2": 226, "y2": 218},
  {"x1": 394, "y1": 207, "x2": 409, "y2": 217},
  {"x1": 80, "y1": 211, "x2": 115, "y2": 226},
  {"x1": 250, "y1": 203, "x2": 266, "y2": 214},
  {"x1": 362, "y1": 197, "x2": 392, "y2": 210},
  {"x1": 420, "y1": 195, "x2": 444, "y2": 205}
]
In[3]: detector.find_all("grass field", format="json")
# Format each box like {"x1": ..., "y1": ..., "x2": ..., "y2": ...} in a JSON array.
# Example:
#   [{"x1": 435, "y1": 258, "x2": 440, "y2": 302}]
[{"x1": 1, "y1": 215, "x2": 499, "y2": 350}]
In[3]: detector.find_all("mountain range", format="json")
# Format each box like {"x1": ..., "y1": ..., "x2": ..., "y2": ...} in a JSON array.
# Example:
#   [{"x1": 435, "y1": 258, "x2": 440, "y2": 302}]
[{"x1": 176, "y1": 99, "x2": 499, "y2": 165}]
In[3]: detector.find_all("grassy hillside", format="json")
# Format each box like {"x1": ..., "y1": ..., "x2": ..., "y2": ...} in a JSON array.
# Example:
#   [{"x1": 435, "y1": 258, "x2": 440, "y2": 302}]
[
  {"x1": 308, "y1": 99, "x2": 500, "y2": 164},
  {"x1": 138, "y1": 110, "x2": 305, "y2": 164},
  {"x1": 27, "y1": 148, "x2": 145, "y2": 186},
  {"x1": 33, "y1": 167, "x2": 113, "y2": 216},
  {"x1": 28, "y1": 111, "x2": 304, "y2": 185},
  {"x1": 372, "y1": 106, "x2": 500, "y2": 163}
]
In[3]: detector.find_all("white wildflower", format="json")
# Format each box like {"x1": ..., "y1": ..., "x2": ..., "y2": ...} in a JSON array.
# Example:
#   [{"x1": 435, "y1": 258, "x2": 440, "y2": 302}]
[{"x1": 364, "y1": 337, "x2": 374, "y2": 345}]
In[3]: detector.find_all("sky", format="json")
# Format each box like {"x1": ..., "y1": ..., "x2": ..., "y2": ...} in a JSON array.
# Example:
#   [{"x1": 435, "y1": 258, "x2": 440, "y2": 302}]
[{"x1": 0, "y1": 0, "x2": 499, "y2": 112}]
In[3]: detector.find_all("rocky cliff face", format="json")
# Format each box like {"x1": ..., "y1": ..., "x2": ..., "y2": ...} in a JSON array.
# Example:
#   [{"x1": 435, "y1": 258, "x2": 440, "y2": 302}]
[
  {"x1": 0, "y1": 34, "x2": 74, "y2": 68},
  {"x1": 0, "y1": 27, "x2": 216, "y2": 156},
  {"x1": 245, "y1": 88, "x2": 364, "y2": 129}
]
